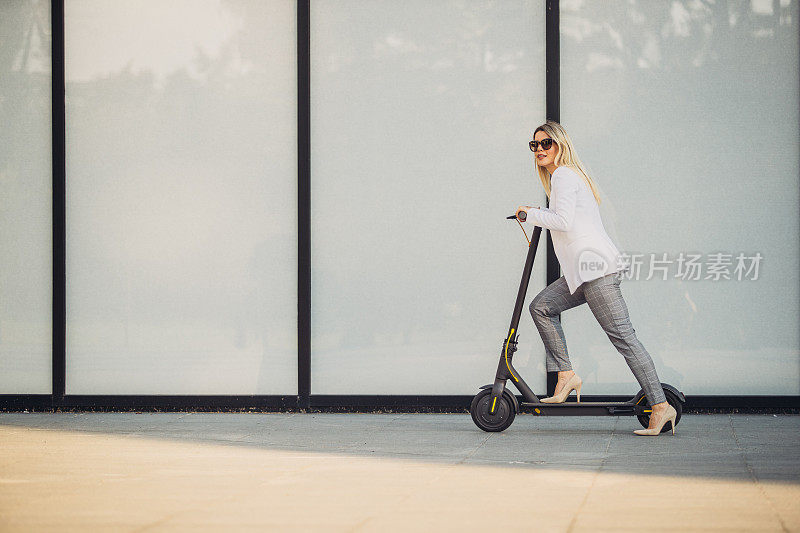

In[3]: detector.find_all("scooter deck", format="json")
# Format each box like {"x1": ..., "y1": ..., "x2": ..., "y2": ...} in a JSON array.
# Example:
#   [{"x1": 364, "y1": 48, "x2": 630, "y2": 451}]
[
  {"x1": 519, "y1": 401, "x2": 643, "y2": 416},
  {"x1": 521, "y1": 401, "x2": 634, "y2": 407}
]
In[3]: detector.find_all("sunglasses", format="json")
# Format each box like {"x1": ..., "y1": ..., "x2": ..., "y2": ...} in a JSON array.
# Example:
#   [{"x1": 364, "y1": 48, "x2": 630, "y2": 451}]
[{"x1": 529, "y1": 138, "x2": 554, "y2": 151}]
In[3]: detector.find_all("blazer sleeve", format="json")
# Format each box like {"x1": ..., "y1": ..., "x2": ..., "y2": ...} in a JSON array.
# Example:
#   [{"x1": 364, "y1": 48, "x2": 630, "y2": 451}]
[{"x1": 523, "y1": 169, "x2": 579, "y2": 232}]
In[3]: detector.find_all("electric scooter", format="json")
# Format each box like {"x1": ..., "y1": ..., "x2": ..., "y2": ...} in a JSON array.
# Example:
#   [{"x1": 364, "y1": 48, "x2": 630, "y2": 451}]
[{"x1": 469, "y1": 211, "x2": 686, "y2": 432}]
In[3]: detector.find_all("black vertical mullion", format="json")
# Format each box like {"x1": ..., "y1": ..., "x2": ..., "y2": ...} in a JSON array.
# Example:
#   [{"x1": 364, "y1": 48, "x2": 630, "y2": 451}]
[
  {"x1": 51, "y1": 0, "x2": 66, "y2": 407},
  {"x1": 297, "y1": 0, "x2": 311, "y2": 411},
  {"x1": 545, "y1": 0, "x2": 560, "y2": 398}
]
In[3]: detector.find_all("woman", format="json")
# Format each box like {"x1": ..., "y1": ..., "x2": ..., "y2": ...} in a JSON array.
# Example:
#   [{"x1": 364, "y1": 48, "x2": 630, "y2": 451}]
[{"x1": 516, "y1": 120, "x2": 677, "y2": 436}]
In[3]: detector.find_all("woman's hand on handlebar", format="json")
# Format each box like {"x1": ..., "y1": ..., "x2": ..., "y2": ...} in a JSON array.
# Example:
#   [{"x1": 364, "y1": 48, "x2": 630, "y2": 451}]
[{"x1": 516, "y1": 205, "x2": 537, "y2": 220}]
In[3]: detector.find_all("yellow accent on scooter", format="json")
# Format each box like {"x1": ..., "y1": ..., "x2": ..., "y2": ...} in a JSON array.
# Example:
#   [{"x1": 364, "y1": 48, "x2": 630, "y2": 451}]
[{"x1": 505, "y1": 329, "x2": 519, "y2": 382}]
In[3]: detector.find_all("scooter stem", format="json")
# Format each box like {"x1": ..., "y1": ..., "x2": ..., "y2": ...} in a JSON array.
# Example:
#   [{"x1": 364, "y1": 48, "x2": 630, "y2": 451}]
[{"x1": 489, "y1": 216, "x2": 544, "y2": 413}]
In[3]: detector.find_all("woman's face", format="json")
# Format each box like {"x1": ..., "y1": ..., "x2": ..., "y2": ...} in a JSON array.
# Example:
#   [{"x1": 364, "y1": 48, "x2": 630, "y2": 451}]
[{"x1": 533, "y1": 131, "x2": 558, "y2": 169}]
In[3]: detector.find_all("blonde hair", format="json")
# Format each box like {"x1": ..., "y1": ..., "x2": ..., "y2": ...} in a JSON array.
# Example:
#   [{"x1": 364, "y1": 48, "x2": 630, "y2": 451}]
[{"x1": 533, "y1": 120, "x2": 602, "y2": 205}]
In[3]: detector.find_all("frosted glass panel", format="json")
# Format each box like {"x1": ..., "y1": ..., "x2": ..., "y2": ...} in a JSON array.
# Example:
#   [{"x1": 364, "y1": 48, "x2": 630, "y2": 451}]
[
  {"x1": 65, "y1": 0, "x2": 297, "y2": 394},
  {"x1": 0, "y1": 1, "x2": 52, "y2": 393},
  {"x1": 559, "y1": 0, "x2": 799, "y2": 394},
  {"x1": 311, "y1": 1, "x2": 547, "y2": 394}
]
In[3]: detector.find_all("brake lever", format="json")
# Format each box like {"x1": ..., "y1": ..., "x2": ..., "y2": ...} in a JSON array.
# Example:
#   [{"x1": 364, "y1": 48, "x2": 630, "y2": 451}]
[{"x1": 508, "y1": 212, "x2": 530, "y2": 245}]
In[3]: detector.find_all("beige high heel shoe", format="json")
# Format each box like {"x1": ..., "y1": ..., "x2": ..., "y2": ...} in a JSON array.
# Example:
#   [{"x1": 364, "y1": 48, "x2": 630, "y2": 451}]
[
  {"x1": 633, "y1": 404, "x2": 677, "y2": 436},
  {"x1": 539, "y1": 374, "x2": 582, "y2": 403}
]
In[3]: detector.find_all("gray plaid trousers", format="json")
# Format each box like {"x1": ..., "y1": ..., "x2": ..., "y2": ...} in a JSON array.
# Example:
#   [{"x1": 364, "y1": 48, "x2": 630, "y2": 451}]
[{"x1": 529, "y1": 271, "x2": 667, "y2": 406}]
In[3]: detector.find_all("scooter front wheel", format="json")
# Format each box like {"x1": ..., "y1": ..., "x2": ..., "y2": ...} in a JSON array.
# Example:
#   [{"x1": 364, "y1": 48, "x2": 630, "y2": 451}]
[{"x1": 470, "y1": 388, "x2": 516, "y2": 432}]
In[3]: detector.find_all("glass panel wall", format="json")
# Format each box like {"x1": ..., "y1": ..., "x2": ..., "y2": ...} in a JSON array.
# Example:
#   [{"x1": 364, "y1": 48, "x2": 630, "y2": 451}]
[
  {"x1": 311, "y1": 0, "x2": 547, "y2": 394},
  {"x1": 0, "y1": 0, "x2": 52, "y2": 393},
  {"x1": 559, "y1": 0, "x2": 799, "y2": 394},
  {"x1": 7, "y1": 0, "x2": 795, "y2": 400},
  {"x1": 64, "y1": 0, "x2": 297, "y2": 394}
]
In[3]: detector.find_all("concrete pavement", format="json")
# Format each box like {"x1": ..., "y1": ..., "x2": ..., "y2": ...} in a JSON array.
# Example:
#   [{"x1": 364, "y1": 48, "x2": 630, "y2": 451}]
[{"x1": 0, "y1": 412, "x2": 798, "y2": 531}]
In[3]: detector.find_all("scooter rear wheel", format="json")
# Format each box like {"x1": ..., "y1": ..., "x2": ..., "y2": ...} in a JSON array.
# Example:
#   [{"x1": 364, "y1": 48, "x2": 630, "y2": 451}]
[
  {"x1": 636, "y1": 388, "x2": 683, "y2": 433},
  {"x1": 470, "y1": 389, "x2": 516, "y2": 432}
]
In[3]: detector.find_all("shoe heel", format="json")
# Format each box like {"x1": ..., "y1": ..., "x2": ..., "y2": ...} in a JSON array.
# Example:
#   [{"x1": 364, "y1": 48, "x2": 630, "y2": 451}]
[{"x1": 576, "y1": 383, "x2": 581, "y2": 403}]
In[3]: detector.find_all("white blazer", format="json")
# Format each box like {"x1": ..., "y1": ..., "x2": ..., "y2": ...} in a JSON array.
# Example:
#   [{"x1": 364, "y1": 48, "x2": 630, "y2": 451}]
[{"x1": 523, "y1": 165, "x2": 628, "y2": 295}]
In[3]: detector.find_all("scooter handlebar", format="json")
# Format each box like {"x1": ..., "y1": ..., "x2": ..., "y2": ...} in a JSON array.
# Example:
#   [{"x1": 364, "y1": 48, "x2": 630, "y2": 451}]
[{"x1": 508, "y1": 211, "x2": 526, "y2": 221}]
